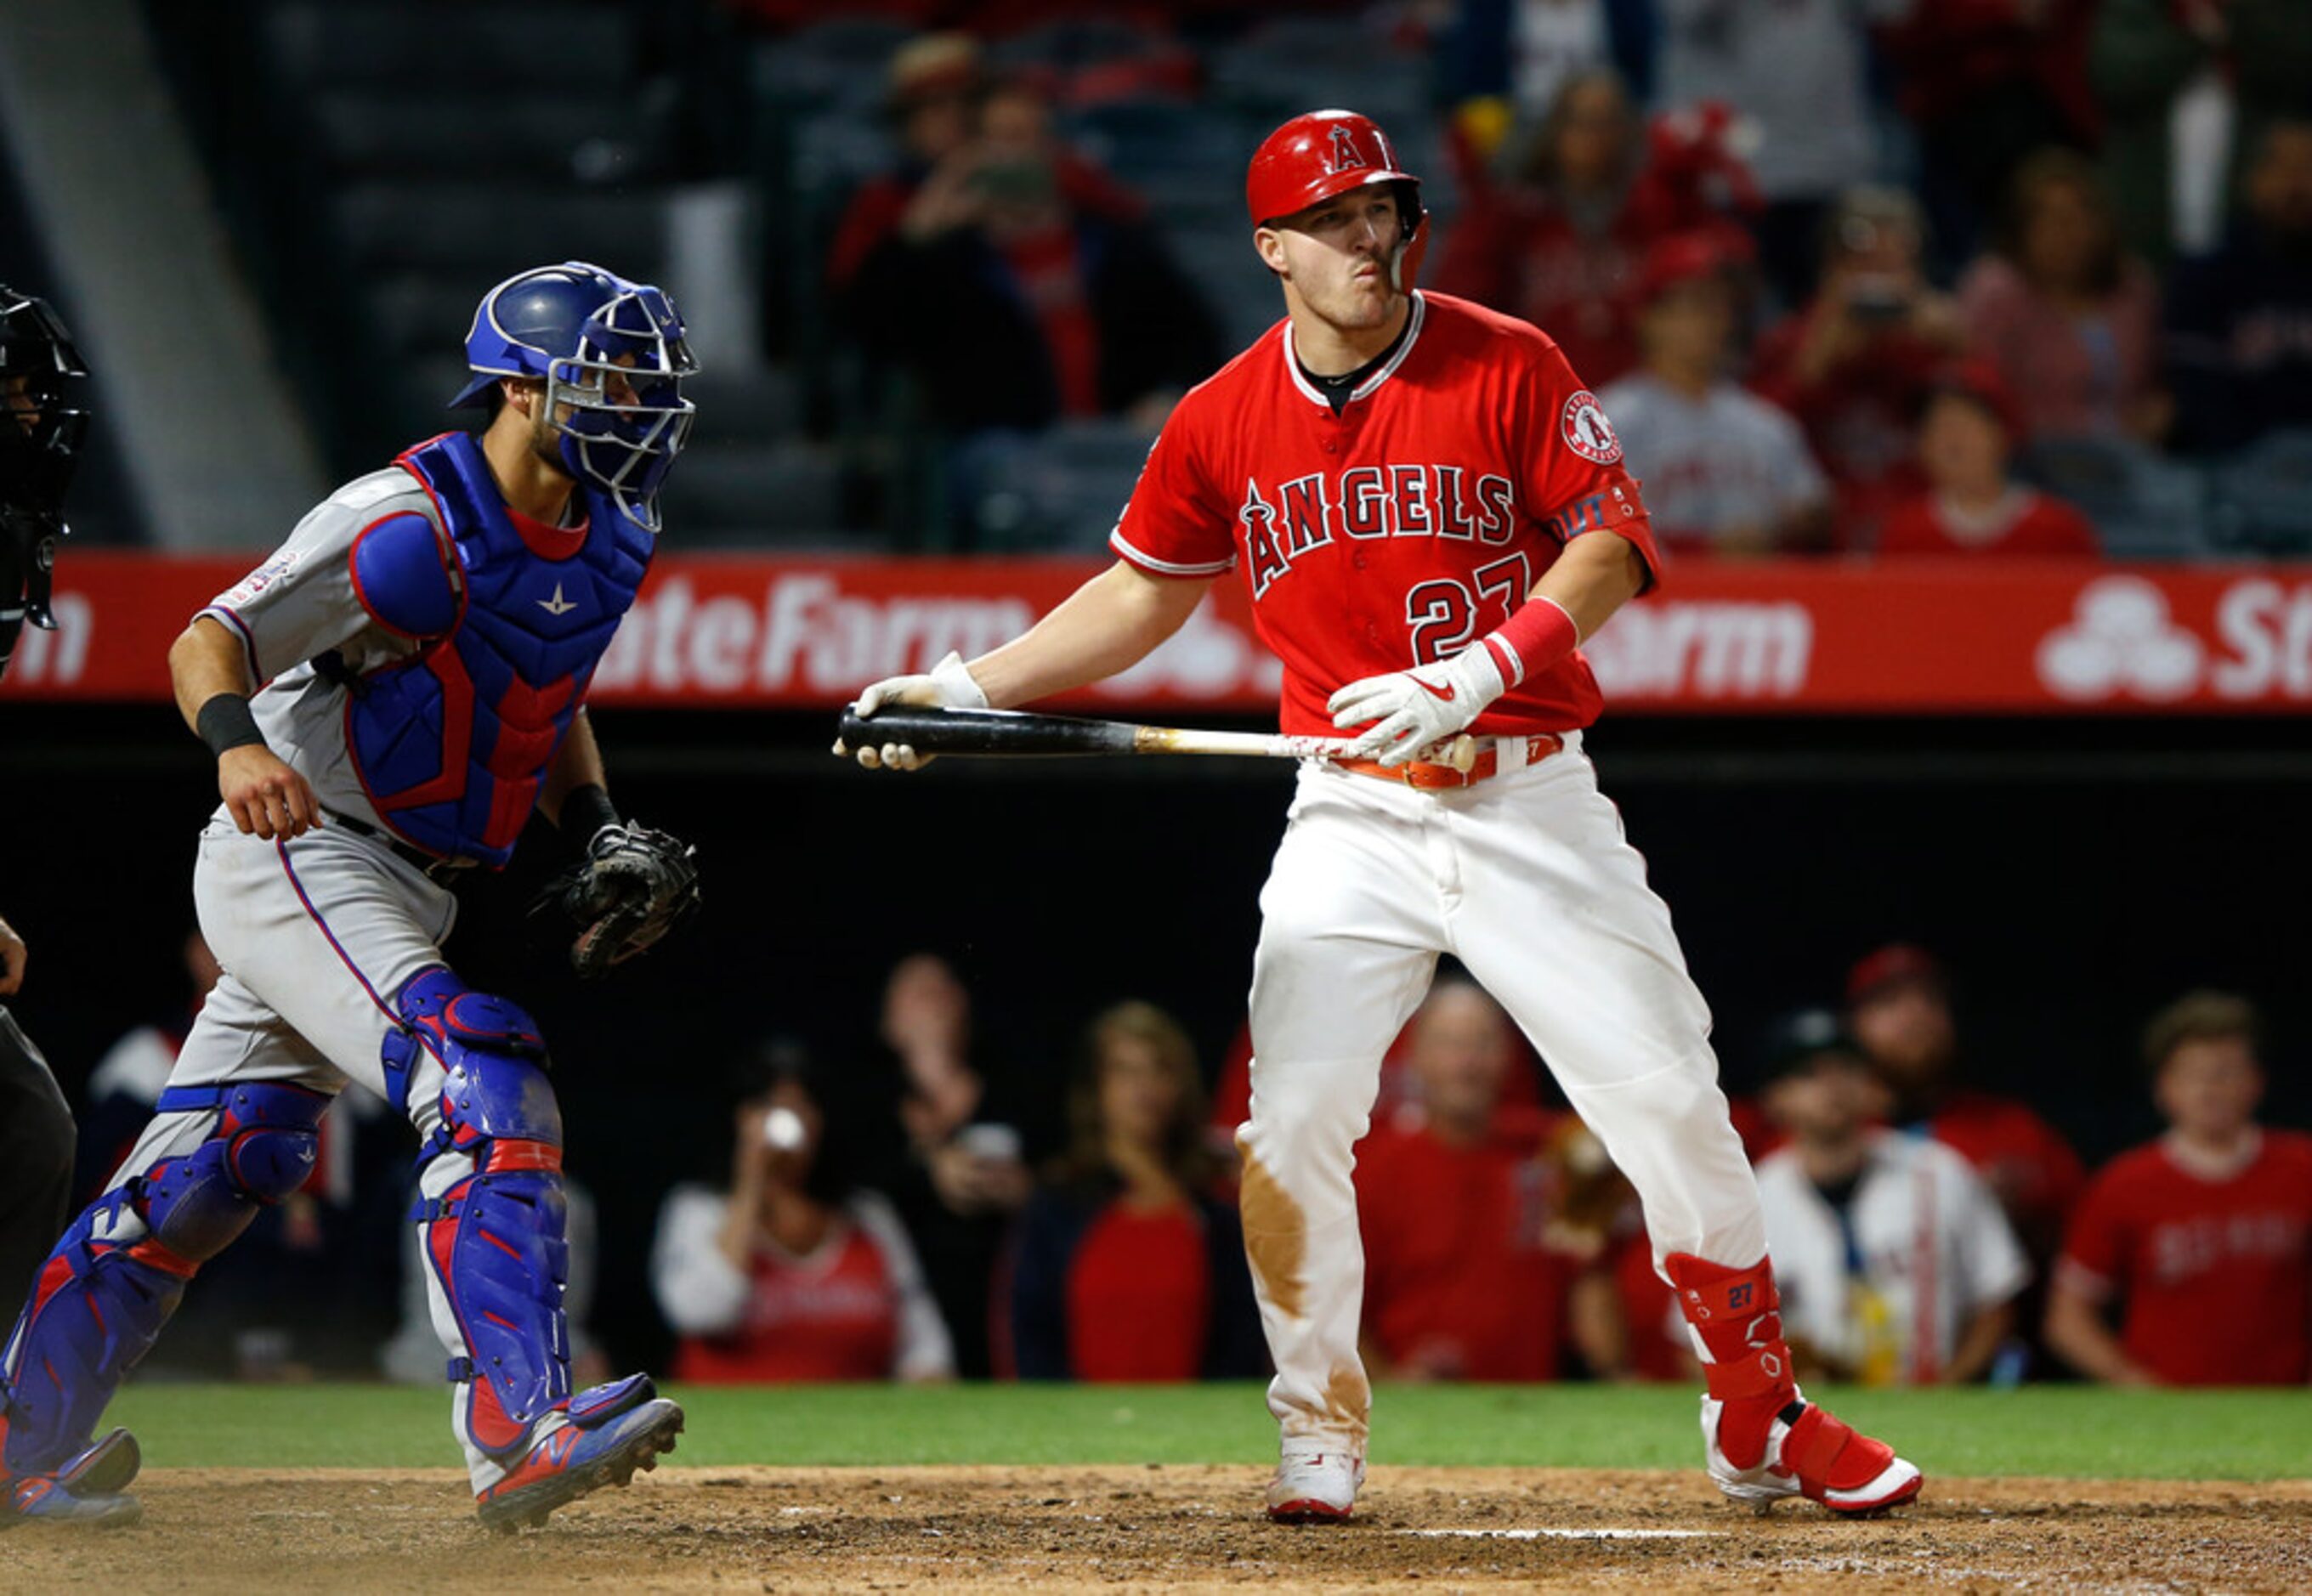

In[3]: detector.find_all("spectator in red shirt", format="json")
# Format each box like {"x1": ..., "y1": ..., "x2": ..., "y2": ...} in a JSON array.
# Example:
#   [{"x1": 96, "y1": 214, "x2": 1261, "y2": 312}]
[
  {"x1": 1958, "y1": 149, "x2": 2169, "y2": 445},
  {"x1": 1751, "y1": 186, "x2": 1971, "y2": 547},
  {"x1": 1009, "y1": 1002, "x2": 1265, "y2": 1382},
  {"x1": 842, "y1": 71, "x2": 1221, "y2": 436},
  {"x1": 1845, "y1": 945, "x2": 2087, "y2": 1262},
  {"x1": 2047, "y1": 992, "x2": 2312, "y2": 1385},
  {"x1": 1354, "y1": 982, "x2": 1590, "y2": 1382},
  {"x1": 1877, "y1": 360, "x2": 2101, "y2": 558},
  {"x1": 652, "y1": 1039, "x2": 956, "y2": 1384},
  {"x1": 1431, "y1": 69, "x2": 1653, "y2": 388},
  {"x1": 824, "y1": 34, "x2": 989, "y2": 299}
]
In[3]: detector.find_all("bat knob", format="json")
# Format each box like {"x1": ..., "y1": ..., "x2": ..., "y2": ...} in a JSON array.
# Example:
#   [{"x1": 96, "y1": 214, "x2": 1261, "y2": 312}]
[{"x1": 1442, "y1": 734, "x2": 1479, "y2": 773}]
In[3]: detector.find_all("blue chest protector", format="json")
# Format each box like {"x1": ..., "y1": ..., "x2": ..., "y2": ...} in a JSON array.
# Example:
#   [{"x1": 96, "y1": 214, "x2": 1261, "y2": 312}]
[{"x1": 345, "y1": 432, "x2": 651, "y2": 867}]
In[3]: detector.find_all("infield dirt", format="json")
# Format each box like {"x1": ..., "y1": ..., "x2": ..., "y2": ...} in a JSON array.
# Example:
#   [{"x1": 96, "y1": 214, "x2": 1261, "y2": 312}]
[{"x1": 8, "y1": 1465, "x2": 2309, "y2": 1591}]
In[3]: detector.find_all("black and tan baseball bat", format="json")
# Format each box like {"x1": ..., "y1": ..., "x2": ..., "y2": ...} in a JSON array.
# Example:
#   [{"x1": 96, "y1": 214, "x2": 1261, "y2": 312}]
[{"x1": 836, "y1": 705, "x2": 1477, "y2": 770}]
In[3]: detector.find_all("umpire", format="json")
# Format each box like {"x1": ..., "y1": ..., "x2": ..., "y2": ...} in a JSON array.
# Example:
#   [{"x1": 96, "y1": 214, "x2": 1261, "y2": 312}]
[{"x1": 0, "y1": 282, "x2": 94, "y2": 1305}]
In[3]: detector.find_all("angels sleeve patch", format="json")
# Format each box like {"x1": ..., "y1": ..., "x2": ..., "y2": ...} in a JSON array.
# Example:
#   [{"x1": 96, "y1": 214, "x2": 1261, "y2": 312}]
[{"x1": 1561, "y1": 390, "x2": 1622, "y2": 464}]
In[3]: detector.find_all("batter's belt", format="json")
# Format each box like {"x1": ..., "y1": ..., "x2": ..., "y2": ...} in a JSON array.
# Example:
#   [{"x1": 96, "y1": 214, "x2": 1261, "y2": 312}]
[{"x1": 1337, "y1": 733, "x2": 1566, "y2": 790}]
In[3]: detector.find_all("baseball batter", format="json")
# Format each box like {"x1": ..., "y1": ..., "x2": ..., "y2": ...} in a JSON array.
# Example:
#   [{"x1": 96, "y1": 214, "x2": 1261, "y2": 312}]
[
  {"x1": 0, "y1": 262, "x2": 701, "y2": 1530},
  {"x1": 842, "y1": 111, "x2": 1921, "y2": 1521}
]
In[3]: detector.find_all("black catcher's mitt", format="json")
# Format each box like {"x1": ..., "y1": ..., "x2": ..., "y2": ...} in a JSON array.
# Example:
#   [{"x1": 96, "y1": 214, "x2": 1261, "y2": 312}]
[{"x1": 529, "y1": 822, "x2": 700, "y2": 980}]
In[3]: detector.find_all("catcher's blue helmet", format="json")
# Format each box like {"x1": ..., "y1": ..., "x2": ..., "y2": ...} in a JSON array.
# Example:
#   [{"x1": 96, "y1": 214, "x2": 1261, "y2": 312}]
[{"x1": 450, "y1": 261, "x2": 697, "y2": 532}]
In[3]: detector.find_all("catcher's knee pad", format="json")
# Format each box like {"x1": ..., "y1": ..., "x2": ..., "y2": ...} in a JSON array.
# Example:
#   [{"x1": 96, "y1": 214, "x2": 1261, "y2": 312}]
[
  {"x1": 138, "y1": 1082, "x2": 328, "y2": 1258},
  {"x1": 1, "y1": 1083, "x2": 326, "y2": 1475},
  {"x1": 388, "y1": 967, "x2": 571, "y2": 1458}
]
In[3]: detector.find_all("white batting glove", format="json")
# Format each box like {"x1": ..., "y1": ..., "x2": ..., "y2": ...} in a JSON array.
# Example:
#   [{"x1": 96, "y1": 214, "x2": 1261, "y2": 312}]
[
  {"x1": 835, "y1": 650, "x2": 989, "y2": 771},
  {"x1": 1328, "y1": 643, "x2": 1506, "y2": 768}
]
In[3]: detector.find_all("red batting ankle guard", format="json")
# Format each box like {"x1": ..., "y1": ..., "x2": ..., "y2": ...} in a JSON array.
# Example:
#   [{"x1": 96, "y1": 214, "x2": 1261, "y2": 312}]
[{"x1": 1664, "y1": 1254, "x2": 1799, "y2": 1470}]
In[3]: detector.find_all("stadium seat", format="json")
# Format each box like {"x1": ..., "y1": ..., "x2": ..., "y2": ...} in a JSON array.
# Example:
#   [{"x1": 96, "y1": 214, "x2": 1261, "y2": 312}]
[
  {"x1": 2207, "y1": 427, "x2": 2312, "y2": 555},
  {"x1": 1168, "y1": 228, "x2": 1284, "y2": 353},
  {"x1": 364, "y1": 275, "x2": 484, "y2": 359},
  {"x1": 332, "y1": 184, "x2": 668, "y2": 279},
  {"x1": 786, "y1": 110, "x2": 898, "y2": 210},
  {"x1": 1208, "y1": 17, "x2": 1429, "y2": 133},
  {"x1": 747, "y1": 16, "x2": 916, "y2": 119},
  {"x1": 1068, "y1": 100, "x2": 1247, "y2": 221},
  {"x1": 986, "y1": 19, "x2": 1198, "y2": 104},
  {"x1": 658, "y1": 439, "x2": 849, "y2": 547},
  {"x1": 2017, "y1": 437, "x2": 2213, "y2": 560},
  {"x1": 309, "y1": 90, "x2": 676, "y2": 185},
  {"x1": 954, "y1": 421, "x2": 1153, "y2": 553},
  {"x1": 684, "y1": 368, "x2": 805, "y2": 446},
  {"x1": 262, "y1": 2, "x2": 638, "y2": 92}
]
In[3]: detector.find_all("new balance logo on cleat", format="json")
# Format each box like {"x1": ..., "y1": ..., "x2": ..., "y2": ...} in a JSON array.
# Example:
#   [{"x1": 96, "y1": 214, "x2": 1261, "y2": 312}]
[{"x1": 473, "y1": 1386, "x2": 685, "y2": 1532}]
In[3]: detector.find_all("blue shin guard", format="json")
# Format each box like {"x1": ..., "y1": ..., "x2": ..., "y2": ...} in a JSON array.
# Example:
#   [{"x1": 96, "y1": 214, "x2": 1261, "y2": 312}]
[
  {"x1": 0, "y1": 1083, "x2": 326, "y2": 1477},
  {"x1": 388, "y1": 967, "x2": 573, "y2": 1463}
]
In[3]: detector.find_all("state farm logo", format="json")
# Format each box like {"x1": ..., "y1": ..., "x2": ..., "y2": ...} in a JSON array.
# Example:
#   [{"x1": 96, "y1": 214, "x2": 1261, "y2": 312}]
[
  {"x1": 1583, "y1": 600, "x2": 1811, "y2": 699},
  {"x1": 593, "y1": 573, "x2": 1036, "y2": 696},
  {"x1": 588, "y1": 572, "x2": 1278, "y2": 702},
  {"x1": 2036, "y1": 574, "x2": 2312, "y2": 702},
  {"x1": 2036, "y1": 577, "x2": 2202, "y2": 701}
]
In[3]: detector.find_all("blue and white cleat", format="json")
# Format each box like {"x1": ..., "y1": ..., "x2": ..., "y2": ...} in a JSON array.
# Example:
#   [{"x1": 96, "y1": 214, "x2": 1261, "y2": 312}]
[
  {"x1": 2, "y1": 1427, "x2": 143, "y2": 1530},
  {"x1": 474, "y1": 1376, "x2": 683, "y2": 1531}
]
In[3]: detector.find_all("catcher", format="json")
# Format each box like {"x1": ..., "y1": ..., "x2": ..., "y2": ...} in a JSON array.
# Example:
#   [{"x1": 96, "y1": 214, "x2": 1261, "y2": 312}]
[{"x1": 0, "y1": 262, "x2": 700, "y2": 1531}]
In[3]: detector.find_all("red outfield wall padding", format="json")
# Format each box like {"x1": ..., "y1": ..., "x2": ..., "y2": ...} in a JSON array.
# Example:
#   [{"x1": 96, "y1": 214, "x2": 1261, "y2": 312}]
[{"x1": 8, "y1": 552, "x2": 2312, "y2": 715}]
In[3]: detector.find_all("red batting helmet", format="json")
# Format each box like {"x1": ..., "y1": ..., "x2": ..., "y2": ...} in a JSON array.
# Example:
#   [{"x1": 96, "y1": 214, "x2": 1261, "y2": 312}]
[{"x1": 1246, "y1": 109, "x2": 1428, "y2": 291}]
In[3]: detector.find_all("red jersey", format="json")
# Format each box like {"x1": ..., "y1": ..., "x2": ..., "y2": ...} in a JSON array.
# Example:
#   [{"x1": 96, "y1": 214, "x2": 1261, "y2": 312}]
[
  {"x1": 1065, "y1": 1203, "x2": 1212, "y2": 1382},
  {"x1": 672, "y1": 1224, "x2": 901, "y2": 1384},
  {"x1": 1354, "y1": 1106, "x2": 1574, "y2": 1380},
  {"x1": 2056, "y1": 1130, "x2": 2312, "y2": 1385},
  {"x1": 1429, "y1": 195, "x2": 1654, "y2": 389},
  {"x1": 1749, "y1": 308, "x2": 1947, "y2": 546},
  {"x1": 1111, "y1": 291, "x2": 1663, "y2": 739},
  {"x1": 1877, "y1": 490, "x2": 2100, "y2": 558}
]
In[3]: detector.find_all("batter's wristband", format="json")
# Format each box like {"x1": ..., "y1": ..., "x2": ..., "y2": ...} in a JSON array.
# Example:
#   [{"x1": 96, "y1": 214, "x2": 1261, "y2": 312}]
[
  {"x1": 1482, "y1": 597, "x2": 1580, "y2": 689},
  {"x1": 196, "y1": 693, "x2": 268, "y2": 758},
  {"x1": 560, "y1": 782, "x2": 620, "y2": 843}
]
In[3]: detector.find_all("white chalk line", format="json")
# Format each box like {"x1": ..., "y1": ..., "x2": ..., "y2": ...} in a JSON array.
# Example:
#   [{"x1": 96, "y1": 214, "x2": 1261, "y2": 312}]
[{"x1": 1398, "y1": 1527, "x2": 1722, "y2": 1541}]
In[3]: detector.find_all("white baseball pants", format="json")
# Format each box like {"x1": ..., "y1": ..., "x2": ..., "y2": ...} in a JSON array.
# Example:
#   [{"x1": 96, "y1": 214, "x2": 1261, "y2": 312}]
[{"x1": 1237, "y1": 733, "x2": 1765, "y2": 1452}]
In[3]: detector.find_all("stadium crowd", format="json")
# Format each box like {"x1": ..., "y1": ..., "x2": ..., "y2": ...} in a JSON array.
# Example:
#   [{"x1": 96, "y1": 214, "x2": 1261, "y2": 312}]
[
  {"x1": 734, "y1": 0, "x2": 2312, "y2": 556},
  {"x1": 99, "y1": 0, "x2": 2312, "y2": 557},
  {"x1": 9, "y1": 926, "x2": 2305, "y2": 1393}
]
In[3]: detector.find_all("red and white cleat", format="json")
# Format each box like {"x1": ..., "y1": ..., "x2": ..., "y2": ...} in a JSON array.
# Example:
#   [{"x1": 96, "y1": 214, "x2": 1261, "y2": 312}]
[
  {"x1": 1701, "y1": 1395, "x2": 1924, "y2": 1517},
  {"x1": 1266, "y1": 1448, "x2": 1364, "y2": 1524},
  {"x1": 1663, "y1": 1253, "x2": 1923, "y2": 1520}
]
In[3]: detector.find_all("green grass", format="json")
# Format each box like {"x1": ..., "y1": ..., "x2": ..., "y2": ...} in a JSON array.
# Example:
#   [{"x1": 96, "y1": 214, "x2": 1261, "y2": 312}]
[{"x1": 103, "y1": 1382, "x2": 2312, "y2": 1480}]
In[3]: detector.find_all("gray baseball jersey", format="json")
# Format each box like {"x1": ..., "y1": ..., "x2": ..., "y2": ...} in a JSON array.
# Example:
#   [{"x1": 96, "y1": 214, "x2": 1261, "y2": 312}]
[
  {"x1": 1598, "y1": 373, "x2": 1827, "y2": 548},
  {"x1": 196, "y1": 467, "x2": 449, "y2": 831}
]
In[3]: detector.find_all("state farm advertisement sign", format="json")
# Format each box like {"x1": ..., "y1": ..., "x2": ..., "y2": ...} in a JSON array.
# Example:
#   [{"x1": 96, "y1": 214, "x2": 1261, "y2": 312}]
[{"x1": 6, "y1": 552, "x2": 2312, "y2": 715}]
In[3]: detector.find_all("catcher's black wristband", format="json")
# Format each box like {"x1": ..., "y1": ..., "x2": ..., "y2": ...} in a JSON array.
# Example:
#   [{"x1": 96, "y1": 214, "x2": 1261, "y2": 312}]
[
  {"x1": 196, "y1": 693, "x2": 269, "y2": 759},
  {"x1": 560, "y1": 783, "x2": 620, "y2": 843}
]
